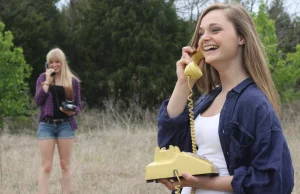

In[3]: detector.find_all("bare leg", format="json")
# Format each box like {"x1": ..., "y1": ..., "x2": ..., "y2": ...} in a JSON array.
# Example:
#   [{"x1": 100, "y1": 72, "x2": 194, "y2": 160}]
[
  {"x1": 57, "y1": 139, "x2": 74, "y2": 194},
  {"x1": 38, "y1": 139, "x2": 56, "y2": 194}
]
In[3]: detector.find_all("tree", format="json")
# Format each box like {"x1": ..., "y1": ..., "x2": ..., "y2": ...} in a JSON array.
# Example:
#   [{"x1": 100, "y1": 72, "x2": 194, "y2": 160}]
[
  {"x1": 0, "y1": 22, "x2": 31, "y2": 130},
  {"x1": 253, "y1": 1, "x2": 300, "y2": 103},
  {"x1": 0, "y1": 0, "x2": 67, "y2": 95},
  {"x1": 268, "y1": 0, "x2": 295, "y2": 53},
  {"x1": 65, "y1": 0, "x2": 192, "y2": 107},
  {"x1": 224, "y1": 0, "x2": 258, "y2": 12},
  {"x1": 273, "y1": 45, "x2": 300, "y2": 102},
  {"x1": 174, "y1": 0, "x2": 212, "y2": 20},
  {"x1": 253, "y1": 1, "x2": 279, "y2": 71}
]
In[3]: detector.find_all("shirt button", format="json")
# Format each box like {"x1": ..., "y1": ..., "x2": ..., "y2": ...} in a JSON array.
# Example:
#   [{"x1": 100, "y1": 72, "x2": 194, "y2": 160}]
[
  {"x1": 227, "y1": 151, "x2": 229, "y2": 155},
  {"x1": 223, "y1": 106, "x2": 226, "y2": 111},
  {"x1": 222, "y1": 130, "x2": 225, "y2": 134}
]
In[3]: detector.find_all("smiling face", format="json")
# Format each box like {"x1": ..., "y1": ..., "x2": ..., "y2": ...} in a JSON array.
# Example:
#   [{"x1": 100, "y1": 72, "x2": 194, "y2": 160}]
[
  {"x1": 47, "y1": 48, "x2": 67, "y2": 76},
  {"x1": 198, "y1": 9, "x2": 245, "y2": 67},
  {"x1": 49, "y1": 60, "x2": 62, "y2": 73}
]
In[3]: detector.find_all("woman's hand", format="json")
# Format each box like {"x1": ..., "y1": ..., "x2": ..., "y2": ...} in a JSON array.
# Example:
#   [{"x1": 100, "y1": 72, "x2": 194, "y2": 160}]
[
  {"x1": 59, "y1": 107, "x2": 75, "y2": 116},
  {"x1": 160, "y1": 173, "x2": 233, "y2": 192},
  {"x1": 160, "y1": 173, "x2": 212, "y2": 191},
  {"x1": 45, "y1": 68, "x2": 55, "y2": 84},
  {"x1": 176, "y1": 46, "x2": 205, "y2": 84}
]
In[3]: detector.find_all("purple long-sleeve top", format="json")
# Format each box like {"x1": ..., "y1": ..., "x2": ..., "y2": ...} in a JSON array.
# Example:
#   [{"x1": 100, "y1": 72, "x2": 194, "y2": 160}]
[{"x1": 34, "y1": 73, "x2": 81, "y2": 130}]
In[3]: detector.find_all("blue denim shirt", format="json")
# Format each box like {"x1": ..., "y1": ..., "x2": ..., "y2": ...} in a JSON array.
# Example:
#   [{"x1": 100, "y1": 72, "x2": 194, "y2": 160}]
[{"x1": 157, "y1": 78, "x2": 294, "y2": 194}]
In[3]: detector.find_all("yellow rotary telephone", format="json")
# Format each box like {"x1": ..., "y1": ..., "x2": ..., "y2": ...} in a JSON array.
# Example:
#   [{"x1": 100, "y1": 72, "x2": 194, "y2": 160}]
[{"x1": 145, "y1": 50, "x2": 219, "y2": 194}]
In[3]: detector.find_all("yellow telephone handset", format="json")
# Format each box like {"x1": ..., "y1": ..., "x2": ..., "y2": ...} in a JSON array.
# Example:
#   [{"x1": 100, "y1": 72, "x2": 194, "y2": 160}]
[{"x1": 184, "y1": 51, "x2": 204, "y2": 80}]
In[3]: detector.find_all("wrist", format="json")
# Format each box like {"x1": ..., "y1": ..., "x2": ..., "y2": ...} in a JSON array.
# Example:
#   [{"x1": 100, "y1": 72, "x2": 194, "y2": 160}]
[
  {"x1": 176, "y1": 79, "x2": 189, "y2": 86},
  {"x1": 176, "y1": 79, "x2": 196, "y2": 90},
  {"x1": 205, "y1": 176, "x2": 215, "y2": 190}
]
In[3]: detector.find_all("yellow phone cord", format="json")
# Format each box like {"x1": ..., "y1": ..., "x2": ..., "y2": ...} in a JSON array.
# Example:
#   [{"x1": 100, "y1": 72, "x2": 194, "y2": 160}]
[
  {"x1": 187, "y1": 76, "x2": 197, "y2": 194},
  {"x1": 174, "y1": 76, "x2": 197, "y2": 194},
  {"x1": 174, "y1": 170, "x2": 181, "y2": 194}
]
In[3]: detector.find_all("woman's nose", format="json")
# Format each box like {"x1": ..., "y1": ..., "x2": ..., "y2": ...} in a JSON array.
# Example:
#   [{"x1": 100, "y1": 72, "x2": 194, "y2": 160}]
[{"x1": 201, "y1": 32, "x2": 211, "y2": 40}]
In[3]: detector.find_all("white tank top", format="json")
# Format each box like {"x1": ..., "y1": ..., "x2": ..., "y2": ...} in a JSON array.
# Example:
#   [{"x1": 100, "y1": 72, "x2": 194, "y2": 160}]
[{"x1": 181, "y1": 113, "x2": 232, "y2": 194}]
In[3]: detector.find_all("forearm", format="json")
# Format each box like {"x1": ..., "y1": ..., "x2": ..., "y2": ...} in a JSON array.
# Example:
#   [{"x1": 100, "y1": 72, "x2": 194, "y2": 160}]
[
  {"x1": 35, "y1": 78, "x2": 49, "y2": 105},
  {"x1": 42, "y1": 82, "x2": 50, "y2": 93},
  {"x1": 167, "y1": 80, "x2": 194, "y2": 118},
  {"x1": 207, "y1": 176, "x2": 233, "y2": 192}
]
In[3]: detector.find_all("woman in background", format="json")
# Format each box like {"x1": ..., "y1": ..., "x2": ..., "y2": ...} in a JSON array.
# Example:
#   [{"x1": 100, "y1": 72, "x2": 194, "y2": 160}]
[{"x1": 34, "y1": 48, "x2": 81, "y2": 194}]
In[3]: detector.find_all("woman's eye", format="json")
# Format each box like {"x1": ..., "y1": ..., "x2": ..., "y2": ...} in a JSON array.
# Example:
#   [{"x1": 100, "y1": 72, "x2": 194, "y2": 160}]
[{"x1": 212, "y1": 28, "x2": 221, "y2": 33}]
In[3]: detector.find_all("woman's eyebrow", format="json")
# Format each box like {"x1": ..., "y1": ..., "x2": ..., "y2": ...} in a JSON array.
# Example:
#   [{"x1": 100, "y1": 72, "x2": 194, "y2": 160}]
[{"x1": 199, "y1": 23, "x2": 220, "y2": 30}]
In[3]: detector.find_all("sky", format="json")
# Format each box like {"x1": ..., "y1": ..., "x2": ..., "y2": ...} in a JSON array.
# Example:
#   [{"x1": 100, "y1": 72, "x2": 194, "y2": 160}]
[{"x1": 56, "y1": 0, "x2": 69, "y2": 9}]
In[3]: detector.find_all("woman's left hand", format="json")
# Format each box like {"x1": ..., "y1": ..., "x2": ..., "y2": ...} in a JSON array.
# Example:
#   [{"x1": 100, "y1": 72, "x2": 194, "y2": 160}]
[
  {"x1": 60, "y1": 107, "x2": 75, "y2": 116},
  {"x1": 160, "y1": 172, "x2": 212, "y2": 191}
]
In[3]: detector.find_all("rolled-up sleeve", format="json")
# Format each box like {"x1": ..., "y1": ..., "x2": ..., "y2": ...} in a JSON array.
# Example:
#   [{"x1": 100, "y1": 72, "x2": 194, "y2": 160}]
[
  {"x1": 72, "y1": 78, "x2": 81, "y2": 115},
  {"x1": 157, "y1": 100, "x2": 190, "y2": 151},
  {"x1": 34, "y1": 74, "x2": 48, "y2": 106},
  {"x1": 231, "y1": 102, "x2": 294, "y2": 194}
]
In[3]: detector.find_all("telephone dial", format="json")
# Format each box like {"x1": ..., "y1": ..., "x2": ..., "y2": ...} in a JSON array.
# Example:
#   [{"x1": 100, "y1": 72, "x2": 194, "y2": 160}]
[{"x1": 145, "y1": 50, "x2": 219, "y2": 194}]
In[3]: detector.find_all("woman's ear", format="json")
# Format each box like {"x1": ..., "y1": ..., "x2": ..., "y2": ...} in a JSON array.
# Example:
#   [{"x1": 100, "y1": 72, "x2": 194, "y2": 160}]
[{"x1": 238, "y1": 36, "x2": 245, "y2": 45}]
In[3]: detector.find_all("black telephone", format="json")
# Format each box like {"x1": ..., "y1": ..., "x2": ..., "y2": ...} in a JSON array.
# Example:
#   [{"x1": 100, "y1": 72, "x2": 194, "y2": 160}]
[{"x1": 45, "y1": 62, "x2": 56, "y2": 76}]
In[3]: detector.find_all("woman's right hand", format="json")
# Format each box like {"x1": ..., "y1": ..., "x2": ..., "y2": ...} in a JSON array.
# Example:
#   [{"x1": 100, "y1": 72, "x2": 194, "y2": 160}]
[
  {"x1": 45, "y1": 68, "x2": 55, "y2": 84},
  {"x1": 167, "y1": 46, "x2": 205, "y2": 118},
  {"x1": 176, "y1": 46, "x2": 205, "y2": 83}
]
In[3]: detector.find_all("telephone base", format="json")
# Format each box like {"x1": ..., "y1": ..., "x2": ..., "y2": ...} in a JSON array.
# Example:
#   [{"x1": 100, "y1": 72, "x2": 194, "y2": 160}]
[
  {"x1": 145, "y1": 146, "x2": 219, "y2": 182},
  {"x1": 146, "y1": 173, "x2": 219, "y2": 183}
]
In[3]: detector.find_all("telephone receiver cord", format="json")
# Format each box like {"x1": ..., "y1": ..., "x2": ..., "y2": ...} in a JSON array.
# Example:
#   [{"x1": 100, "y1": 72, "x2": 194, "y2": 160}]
[{"x1": 174, "y1": 76, "x2": 197, "y2": 194}]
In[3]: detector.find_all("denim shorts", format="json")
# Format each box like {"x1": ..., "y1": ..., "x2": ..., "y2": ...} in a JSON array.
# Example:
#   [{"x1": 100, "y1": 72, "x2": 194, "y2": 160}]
[{"x1": 37, "y1": 121, "x2": 75, "y2": 140}]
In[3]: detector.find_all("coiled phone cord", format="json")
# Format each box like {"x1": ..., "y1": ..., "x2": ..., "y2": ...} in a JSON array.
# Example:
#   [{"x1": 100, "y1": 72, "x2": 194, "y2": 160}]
[
  {"x1": 187, "y1": 76, "x2": 197, "y2": 194},
  {"x1": 174, "y1": 170, "x2": 182, "y2": 194},
  {"x1": 174, "y1": 76, "x2": 197, "y2": 194},
  {"x1": 187, "y1": 77, "x2": 198, "y2": 156}
]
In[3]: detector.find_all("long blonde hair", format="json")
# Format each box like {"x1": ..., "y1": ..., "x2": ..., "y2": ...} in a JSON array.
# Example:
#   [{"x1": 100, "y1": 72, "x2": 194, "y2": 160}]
[
  {"x1": 46, "y1": 48, "x2": 80, "y2": 100},
  {"x1": 190, "y1": 3, "x2": 280, "y2": 115}
]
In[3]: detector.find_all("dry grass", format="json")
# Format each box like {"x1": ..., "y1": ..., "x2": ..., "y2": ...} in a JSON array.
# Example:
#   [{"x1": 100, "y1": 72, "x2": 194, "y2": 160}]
[
  {"x1": 0, "y1": 127, "x2": 168, "y2": 194},
  {"x1": 0, "y1": 101, "x2": 299, "y2": 194}
]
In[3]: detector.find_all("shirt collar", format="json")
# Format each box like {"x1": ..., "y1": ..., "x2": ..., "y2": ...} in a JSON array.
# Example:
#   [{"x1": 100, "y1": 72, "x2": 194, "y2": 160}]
[{"x1": 231, "y1": 77, "x2": 254, "y2": 93}]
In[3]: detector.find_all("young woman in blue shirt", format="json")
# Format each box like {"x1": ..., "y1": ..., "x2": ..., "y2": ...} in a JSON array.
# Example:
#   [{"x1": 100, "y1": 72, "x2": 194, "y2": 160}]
[{"x1": 158, "y1": 3, "x2": 294, "y2": 194}]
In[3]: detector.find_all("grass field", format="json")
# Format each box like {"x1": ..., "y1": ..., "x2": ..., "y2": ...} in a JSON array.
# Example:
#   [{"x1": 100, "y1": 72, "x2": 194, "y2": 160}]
[{"x1": 0, "y1": 103, "x2": 299, "y2": 194}]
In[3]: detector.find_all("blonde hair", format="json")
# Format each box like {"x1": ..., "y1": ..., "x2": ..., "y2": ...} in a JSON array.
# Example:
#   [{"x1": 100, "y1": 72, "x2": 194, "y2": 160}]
[
  {"x1": 190, "y1": 3, "x2": 280, "y2": 115},
  {"x1": 46, "y1": 48, "x2": 80, "y2": 100}
]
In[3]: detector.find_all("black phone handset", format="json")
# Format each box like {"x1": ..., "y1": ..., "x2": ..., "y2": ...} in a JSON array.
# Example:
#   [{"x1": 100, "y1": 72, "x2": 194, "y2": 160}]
[
  {"x1": 145, "y1": 51, "x2": 218, "y2": 194},
  {"x1": 45, "y1": 62, "x2": 56, "y2": 76}
]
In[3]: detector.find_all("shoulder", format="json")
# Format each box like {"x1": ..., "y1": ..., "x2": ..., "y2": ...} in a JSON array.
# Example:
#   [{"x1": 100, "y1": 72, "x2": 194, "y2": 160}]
[
  {"x1": 236, "y1": 84, "x2": 273, "y2": 113},
  {"x1": 36, "y1": 73, "x2": 46, "y2": 82},
  {"x1": 233, "y1": 83, "x2": 281, "y2": 136},
  {"x1": 72, "y1": 77, "x2": 80, "y2": 85}
]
